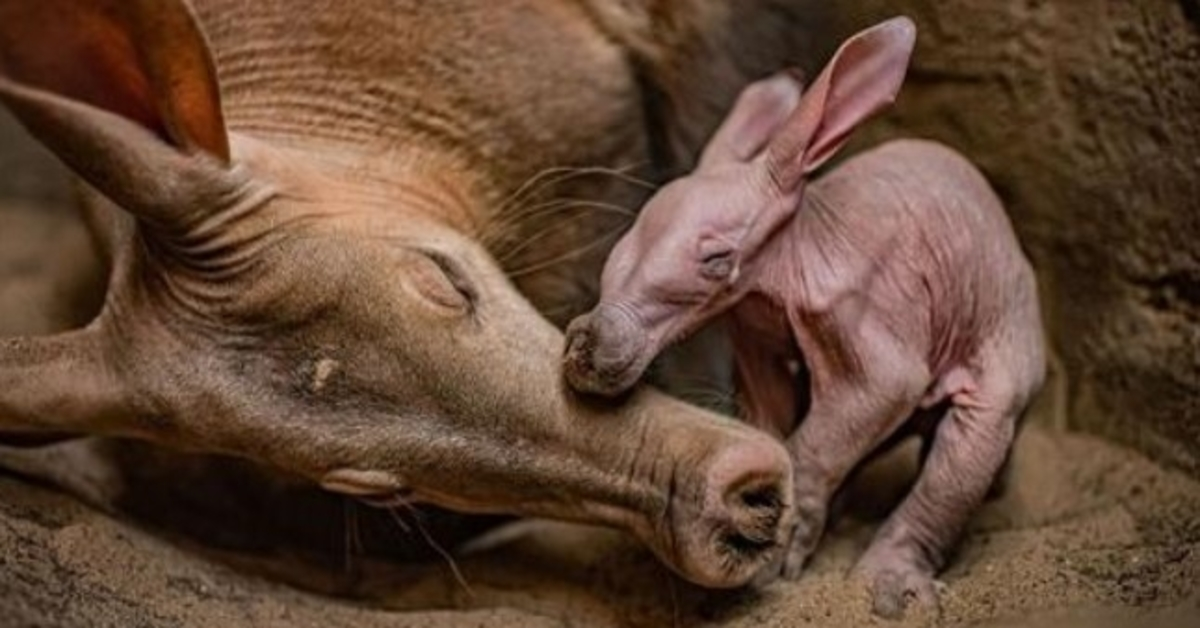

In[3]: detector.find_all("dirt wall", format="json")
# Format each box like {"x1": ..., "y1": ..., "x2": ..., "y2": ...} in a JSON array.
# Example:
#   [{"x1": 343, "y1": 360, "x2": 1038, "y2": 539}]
[{"x1": 830, "y1": 1, "x2": 1200, "y2": 474}]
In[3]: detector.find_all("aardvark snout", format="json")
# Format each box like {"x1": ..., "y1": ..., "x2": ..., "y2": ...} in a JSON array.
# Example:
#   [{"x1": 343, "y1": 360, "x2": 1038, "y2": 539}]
[
  {"x1": 676, "y1": 432, "x2": 796, "y2": 587},
  {"x1": 563, "y1": 304, "x2": 647, "y2": 396}
]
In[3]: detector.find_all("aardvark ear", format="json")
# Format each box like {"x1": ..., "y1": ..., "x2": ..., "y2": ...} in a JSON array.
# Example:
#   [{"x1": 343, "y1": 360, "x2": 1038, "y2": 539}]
[
  {"x1": 764, "y1": 16, "x2": 916, "y2": 192},
  {"x1": 699, "y1": 71, "x2": 803, "y2": 170},
  {"x1": 0, "y1": 0, "x2": 237, "y2": 234}
]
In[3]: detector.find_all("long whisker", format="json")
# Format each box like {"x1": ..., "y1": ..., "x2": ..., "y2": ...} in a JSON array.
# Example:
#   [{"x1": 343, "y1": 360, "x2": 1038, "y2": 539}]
[
  {"x1": 497, "y1": 164, "x2": 655, "y2": 217},
  {"x1": 484, "y1": 168, "x2": 607, "y2": 239},
  {"x1": 494, "y1": 166, "x2": 600, "y2": 216},
  {"x1": 482, "y1": 198, "x2": 633, "y2": 253},
  {"x1": 498, "y1": 197, "x2": 639, "y2": 230},
  {"x1": 493, "y1": 202, "x2": 634, "y2": 266},
  {"x1": 478, "y1": 164, "x2": 654, "y2": 245},
  {"x1": 504, "y1": 225, "x2": 626, "y2": 279},
  {"x1": 343, "y1": 498, "x2": 363, "y2": 579},
  {"x1": 382, "y1": 500, "x2": 412, "y2": 533},
  {"x1": 388, "y1": 503, "x2": 474, "y2": 598},
  {"x1": 486, "y1": 198, "x2": 609, "y2": 253}
]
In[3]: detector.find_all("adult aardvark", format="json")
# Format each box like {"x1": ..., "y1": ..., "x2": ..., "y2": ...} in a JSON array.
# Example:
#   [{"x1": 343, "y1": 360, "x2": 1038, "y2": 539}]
[{"x1": 0, "y1": 0, "x2": 821, "y2": 587}]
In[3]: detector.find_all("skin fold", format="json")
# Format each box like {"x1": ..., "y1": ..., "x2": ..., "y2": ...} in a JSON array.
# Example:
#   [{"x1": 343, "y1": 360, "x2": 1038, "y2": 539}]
[{"x1": 564, "y1": 17, "x2": 1046, "y2": 616}]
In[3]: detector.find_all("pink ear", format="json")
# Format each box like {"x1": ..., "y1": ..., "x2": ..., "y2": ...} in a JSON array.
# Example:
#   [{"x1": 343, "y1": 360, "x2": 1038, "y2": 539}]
[
  {"x1": 698, "y1": 71, "x2": 803, "y2": 169},
  {"x1": 765, "y1": 17, "x2": 916, "y2": 191}
]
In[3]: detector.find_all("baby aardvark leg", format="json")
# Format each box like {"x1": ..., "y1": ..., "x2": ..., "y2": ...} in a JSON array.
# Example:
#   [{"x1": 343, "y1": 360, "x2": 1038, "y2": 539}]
[
  {"x1": 854, "y1": 357, "x2": 1021, "y2": 618},
  {"x1": 780, "y1": 322, "x2": 930, "y2": 580}
]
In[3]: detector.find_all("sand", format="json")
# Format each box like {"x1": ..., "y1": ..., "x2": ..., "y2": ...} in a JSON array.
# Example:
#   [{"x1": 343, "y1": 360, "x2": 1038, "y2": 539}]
[{"x1": 1, "y1": 425, "x2": 1197, "y2": 628}]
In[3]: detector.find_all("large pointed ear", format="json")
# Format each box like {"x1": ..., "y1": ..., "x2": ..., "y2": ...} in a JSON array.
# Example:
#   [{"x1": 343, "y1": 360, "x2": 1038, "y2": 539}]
[
  {"x1": 764, "y1": 17, "x2": 916, "y2": 192},
  {"x1": 0, "y1": 0, "x2": 235, "y2": 232},
  {"x1": 698, "y1": 71, "x2": 803, "y2": 170}
]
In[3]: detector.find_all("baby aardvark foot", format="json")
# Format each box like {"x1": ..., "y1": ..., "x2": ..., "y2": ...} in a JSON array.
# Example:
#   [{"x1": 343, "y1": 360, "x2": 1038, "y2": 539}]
[
  {"x1": 780, "y1": 488, "x2": 829, "y2": 579},
  {"x1": 854, "y1": 545, "x2": 944, "y2": 619}
]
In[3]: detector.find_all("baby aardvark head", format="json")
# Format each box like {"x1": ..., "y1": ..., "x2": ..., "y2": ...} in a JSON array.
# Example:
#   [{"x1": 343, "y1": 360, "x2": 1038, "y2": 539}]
[{"x1": 564, "y1": 17, "x2": 917, "y2": 396}]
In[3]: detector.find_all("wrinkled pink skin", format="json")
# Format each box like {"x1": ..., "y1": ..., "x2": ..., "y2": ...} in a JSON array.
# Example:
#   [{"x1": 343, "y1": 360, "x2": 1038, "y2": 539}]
[{"x1": 565, "y1": 18, "x2": 1045, "y2": 617}]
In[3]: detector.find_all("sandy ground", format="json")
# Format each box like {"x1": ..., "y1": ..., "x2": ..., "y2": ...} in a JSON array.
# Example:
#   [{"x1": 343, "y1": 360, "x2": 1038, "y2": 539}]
[
  {"x1": 0, "y1": 426, "x2": 1197, "y2": 628},
  {"x1": 1, "y1": 113, "x2": 1198, "y2": 628}
]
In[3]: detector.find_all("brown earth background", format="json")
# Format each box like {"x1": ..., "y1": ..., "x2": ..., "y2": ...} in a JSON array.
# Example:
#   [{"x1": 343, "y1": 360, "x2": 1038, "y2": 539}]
[{"x1": 1, "y1": 1, "x2": 1197, "y2": 627}]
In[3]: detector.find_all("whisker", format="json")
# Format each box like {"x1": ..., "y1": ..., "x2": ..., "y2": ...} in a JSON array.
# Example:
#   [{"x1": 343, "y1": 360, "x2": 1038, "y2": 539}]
[
  {"x1": 494, "y1": 166, "x2": 598, "y2": 216},
  {"x1": 389, "y1": 503, "x2": 475, "y2": 598},
  {"x1": 380, "y1": 497, "x2": 413, "y2": 534},
  {"x1": 483, "y1": 169, "x2": 602, "y2": 240},
  {"x1": 589, "y1": 165, "x2": 659, "y2": 191},
  {"x1": 486, "y1": 198, "x2": 597, "y2": 254},
  {"x1": 504, "y1": 226, "x2": 626, "y2": 279},
  {"x1": 478, "y1": 163, "x2": 654, "y2": 245},
  {"x1": 493, "y1": 203, "x2": 632, "y2": 267},
  {"x1": 498, "y1": 164, "x2": 654, "y2": 216},
  {"x1": 343, "y1": 498, "x2": 363, "y2": 578},
  {"x1": 484, "y1": 198, "x2": 636, "y2": 254},
  {"x1": 501, "y1": 197, "x2": 639, "y2": 227}
]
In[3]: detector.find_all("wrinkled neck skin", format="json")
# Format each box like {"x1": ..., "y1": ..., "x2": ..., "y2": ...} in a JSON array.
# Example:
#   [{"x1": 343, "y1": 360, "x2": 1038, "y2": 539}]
[{"x1": 737, "y1": 182, "x2": 841, "y2": 318}]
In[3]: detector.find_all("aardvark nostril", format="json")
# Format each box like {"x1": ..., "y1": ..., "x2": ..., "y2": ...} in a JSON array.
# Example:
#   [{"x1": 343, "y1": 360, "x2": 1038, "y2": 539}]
[
  {"x1": 564, "y1": 315, "x2": 599, "y2": 363},
  {"x1": 563, "y1": 311, "x2": 645, "y2": 396},
  {"x1": 705, "y1": 437, "x2": 794, "y2": 559},
  {"x1": 563, "y1": 317, "x2": 599, "y2": 385},
  {"x1": 737, "y1": 482, "x2": 784, "y2": 511},
  {"x1": 722, "y1": 478, "x2": 786, "y2": 554}
]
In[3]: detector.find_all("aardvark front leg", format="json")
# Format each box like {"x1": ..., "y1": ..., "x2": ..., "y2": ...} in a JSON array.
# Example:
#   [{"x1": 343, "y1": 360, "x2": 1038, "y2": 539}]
[{"x1": 781, "y1": 319, "x2": 930, "y2": 581}]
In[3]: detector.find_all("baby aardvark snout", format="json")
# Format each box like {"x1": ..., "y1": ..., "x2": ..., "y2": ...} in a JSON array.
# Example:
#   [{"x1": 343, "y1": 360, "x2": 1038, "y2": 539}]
[
  {"x1": 674, "y1": 434, "x2": 796, "y2": 587},
  {"x1": 563, "y1": 304, "x2": 648, "y2": 396}
]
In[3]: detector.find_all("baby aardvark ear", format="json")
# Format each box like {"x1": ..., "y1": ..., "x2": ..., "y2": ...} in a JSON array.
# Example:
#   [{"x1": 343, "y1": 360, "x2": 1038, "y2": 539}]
[
  {"x1": 699, "y1": 71, "x2": 803, "y2": 170},
  {"x1": 765, "y1": 16, "x2": 916, "y2": 192},
  {"x1": 0, "y1": 0, "x2": 238, "y2": 235}
]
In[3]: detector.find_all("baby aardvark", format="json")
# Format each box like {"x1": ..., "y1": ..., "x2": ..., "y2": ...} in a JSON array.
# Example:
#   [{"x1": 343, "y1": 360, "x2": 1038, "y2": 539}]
[{"x1": 562, "y1": 17, "x2": 1045, "y2": 617}]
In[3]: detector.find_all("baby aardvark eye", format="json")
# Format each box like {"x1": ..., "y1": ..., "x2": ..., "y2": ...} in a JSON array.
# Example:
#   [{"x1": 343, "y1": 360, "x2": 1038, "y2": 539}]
[{"x1": 700, "y1": 250, "x2": 736, "y2": 281}]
